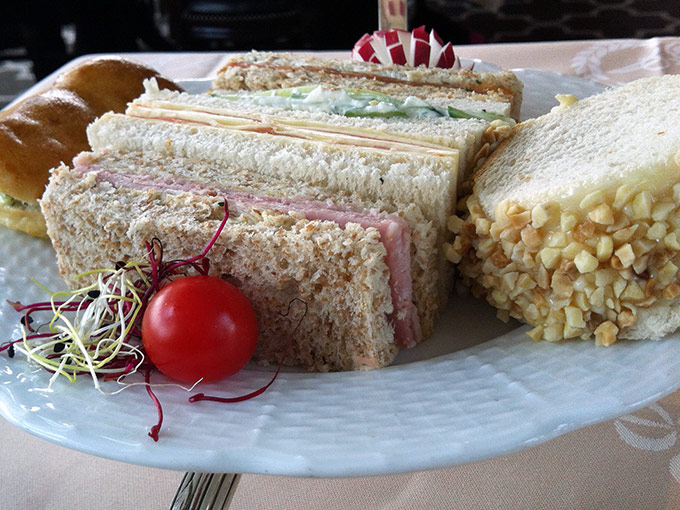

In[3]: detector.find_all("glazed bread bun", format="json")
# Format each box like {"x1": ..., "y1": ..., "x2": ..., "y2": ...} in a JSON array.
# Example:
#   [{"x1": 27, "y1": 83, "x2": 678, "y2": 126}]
[
  {"x1": 0, "y1": 57, "x2": 182, "y2": 237},
  {"x1": 0, "y1": 88, "x2": 95, "y2": 237},
  {"x1": 52, "y1": 57, "x2": 181, "y2": 114}
]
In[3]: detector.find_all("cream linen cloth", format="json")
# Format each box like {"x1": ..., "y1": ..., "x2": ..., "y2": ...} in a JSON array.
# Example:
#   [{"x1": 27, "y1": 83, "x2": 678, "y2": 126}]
[{"x1": 3, "y1": 38, "x2": 680, "y2": 510}]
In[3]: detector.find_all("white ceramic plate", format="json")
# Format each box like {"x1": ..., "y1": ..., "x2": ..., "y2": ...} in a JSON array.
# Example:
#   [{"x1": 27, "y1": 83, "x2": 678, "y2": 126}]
[{"x1": 3, "y1": 68, "x2": 678, "y2": 479}]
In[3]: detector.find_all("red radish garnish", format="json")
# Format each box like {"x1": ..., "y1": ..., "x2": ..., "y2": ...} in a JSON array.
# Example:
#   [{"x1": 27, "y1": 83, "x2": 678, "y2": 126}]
[
  {"x1": 411, "y1": 26, "x2": 431, "y2": 67},
  {"x1": 351, "y1": 26, "x2": 459, "y2": 68}
]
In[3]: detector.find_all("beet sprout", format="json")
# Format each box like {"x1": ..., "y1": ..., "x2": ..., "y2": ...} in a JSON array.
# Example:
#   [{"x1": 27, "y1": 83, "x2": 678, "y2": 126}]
[
  {"x1": 145, "y1": 367, "x2": 163, "y2": 442},
  {"x1": 3, "y1": 200, "x2": 305, "y2": 440},
  {"x1": 159, "y1": 200, "x2": 229, "y2": 277},
  {"x1": 4, "y1": 199, "x2": 230, "y2": 393},
  {"x1": 188, "y1": 298, "x2": 307, "y2": 404}
]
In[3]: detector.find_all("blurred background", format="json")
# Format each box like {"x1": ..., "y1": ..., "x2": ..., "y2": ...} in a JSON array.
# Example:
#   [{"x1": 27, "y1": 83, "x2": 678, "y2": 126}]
[{"x1": 1, "y1": 0, "x2": 679, "y2": 106}]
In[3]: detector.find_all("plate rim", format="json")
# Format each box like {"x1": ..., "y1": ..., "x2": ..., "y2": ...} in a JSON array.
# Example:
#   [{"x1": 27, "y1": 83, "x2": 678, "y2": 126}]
[{"x1": 2, "y1": 63, "x2": 678, "y2": 478}]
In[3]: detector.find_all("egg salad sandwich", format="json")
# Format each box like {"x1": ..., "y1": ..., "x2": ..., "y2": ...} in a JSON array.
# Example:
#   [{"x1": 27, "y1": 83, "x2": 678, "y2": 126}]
[{"x1": 447, "y1": 75, "x2": 680, "y2": 346}]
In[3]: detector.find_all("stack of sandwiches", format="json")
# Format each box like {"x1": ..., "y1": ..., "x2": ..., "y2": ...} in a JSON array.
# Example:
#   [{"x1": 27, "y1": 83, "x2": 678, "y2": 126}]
[{"x1": 40, "y1": 51, "x2": 522, "y2": 371}]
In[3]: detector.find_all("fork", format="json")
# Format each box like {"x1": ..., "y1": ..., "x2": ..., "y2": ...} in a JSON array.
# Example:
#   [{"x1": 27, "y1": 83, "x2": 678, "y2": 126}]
[{"x1": 170, "y1": 472, "x2": 241, "y2": 510}]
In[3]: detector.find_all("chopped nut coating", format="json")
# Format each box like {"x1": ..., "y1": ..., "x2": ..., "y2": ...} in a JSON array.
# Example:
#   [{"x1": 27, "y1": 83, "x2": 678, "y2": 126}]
[{"x1": 451, "y1": 179, "x2": 680, "y2": 347}]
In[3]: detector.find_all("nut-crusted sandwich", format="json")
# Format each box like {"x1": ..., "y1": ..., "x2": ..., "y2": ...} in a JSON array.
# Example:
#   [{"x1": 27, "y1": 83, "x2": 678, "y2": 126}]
[
  {"x1": 0, "y1": 57, "x2": 181, "y2": 238},
  {"x1": 447, "y1": 75, "x2": 680, "y2": 346},
  {"x1": 42, "y1": 150, "x2": 430, "y2": 371}
]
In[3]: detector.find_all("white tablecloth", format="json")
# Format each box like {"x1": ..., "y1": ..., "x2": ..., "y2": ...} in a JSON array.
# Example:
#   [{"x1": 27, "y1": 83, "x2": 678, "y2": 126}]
[{"x1": 3, "y1": 38, "x2": 680, "y2": 509}]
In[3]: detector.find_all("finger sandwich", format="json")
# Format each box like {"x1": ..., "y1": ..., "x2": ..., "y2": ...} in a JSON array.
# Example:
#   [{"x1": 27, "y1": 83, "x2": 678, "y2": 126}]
[
  {"x1": 448, "y1": 75, "x2": 680, "y2": 346},
  {"x1": 42, "y1": 55, "x2": 523, "y2": 371}
]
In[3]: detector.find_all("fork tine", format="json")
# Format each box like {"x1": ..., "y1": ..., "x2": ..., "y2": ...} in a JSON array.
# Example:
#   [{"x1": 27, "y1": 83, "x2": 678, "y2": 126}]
[{"x1": 170, "y1": 472, "x2": 241, "y2": 510}]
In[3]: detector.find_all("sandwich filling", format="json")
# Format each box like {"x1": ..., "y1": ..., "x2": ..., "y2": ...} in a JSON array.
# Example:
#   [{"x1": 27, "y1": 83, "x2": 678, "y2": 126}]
[
  {"x1": 208, "y1": 85, "x2": 513, "y2": 122},
  {"x1": 73, "y1": 153, "x2": 421, "y2": 349},
  {"x1": 126, "y1": 101, "x2": 462, "y2": 158},
  {"x1": 0, "y1": 192, "x2": 35, "y2": 210},
  {"x1": 220, "y1": 61, "x2": 516, "y2": 101},
  {"x1": 0, "y1": 192, "x2": 46, "y2": 238}
]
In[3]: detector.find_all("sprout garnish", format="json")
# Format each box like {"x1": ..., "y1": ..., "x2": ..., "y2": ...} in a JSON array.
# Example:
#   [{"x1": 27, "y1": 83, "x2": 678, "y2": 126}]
[{"x1": 3, "y1": 199, "x2": 307, "y2": 441}]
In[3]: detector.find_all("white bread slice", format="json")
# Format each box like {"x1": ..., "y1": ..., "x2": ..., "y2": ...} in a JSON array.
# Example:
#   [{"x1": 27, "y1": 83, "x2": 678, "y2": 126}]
[
  {"x1": 129, "y1": 86, "x2": 513, "y2": 183},
  {"x1": 87, "y1": 111, "x2": 458, "y2": 232},
  {"x1": 449, "y1": 75, "x2": 680, "y2": 345},
  {"x1": 41, "y1": 162, "x2": 399, "y2": 371},
  {"x1": 213, "y1": 51, "x2": 523, "y2": 121},
  {"x1": 474, "y1": 76, "x2": 680, "y2": 219}
]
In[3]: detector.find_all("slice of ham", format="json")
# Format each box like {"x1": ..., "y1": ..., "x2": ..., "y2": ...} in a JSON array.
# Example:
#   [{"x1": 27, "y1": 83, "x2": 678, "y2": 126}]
[{"x1": 74, "y1": 154, "x2": 421, "y2": 348}]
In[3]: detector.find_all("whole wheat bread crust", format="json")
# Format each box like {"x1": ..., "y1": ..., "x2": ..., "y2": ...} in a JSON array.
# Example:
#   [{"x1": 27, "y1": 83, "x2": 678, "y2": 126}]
[{"x1": 42, "y1": 164, "x2": 400, "y2": 371}]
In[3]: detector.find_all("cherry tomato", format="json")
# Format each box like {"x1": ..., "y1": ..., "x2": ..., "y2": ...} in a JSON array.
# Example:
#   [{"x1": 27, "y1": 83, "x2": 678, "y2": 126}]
[{"x1": 142, "y1": 275, "x2": 258, "y2": 383}]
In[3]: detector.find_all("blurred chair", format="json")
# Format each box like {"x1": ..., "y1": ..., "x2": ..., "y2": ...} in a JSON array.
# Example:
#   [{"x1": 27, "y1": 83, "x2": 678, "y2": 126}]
[
  {"x1": 0, "y1": 0, "x2": 176, "y2": 80},
  {"x1": 70, "y1": 0, "x2": 177, "y2": 55},
  {"x1": 159, "y1": 0, "x2": 377, "y2": 50},
  {"x1": 414, "y1": 0, "x2": 680, "y2": 45},
  {"x1": 0, "y1": 1, "x2": 70, "y2": 79},
  {"x1": 168, "y1": 0, "x2": 314, "y2": 49}
]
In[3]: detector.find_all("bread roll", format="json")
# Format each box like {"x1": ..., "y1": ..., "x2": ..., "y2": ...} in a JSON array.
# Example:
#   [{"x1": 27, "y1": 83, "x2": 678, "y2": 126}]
[
  {"x1": 53, "y1": 57, "x2": 181, "y2": 114},
  {"x1": 0, "y1": 56, "x2": 182, "y2": 237}
]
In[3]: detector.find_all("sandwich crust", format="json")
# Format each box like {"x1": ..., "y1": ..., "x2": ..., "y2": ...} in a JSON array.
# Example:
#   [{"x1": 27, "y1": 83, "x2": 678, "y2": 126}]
[{"x1": 42, "y1": 163, "x2": 400, "y2": 371}]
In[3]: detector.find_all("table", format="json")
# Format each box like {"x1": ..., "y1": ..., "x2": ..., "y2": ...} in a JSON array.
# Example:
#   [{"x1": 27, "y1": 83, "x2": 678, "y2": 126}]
[{"x1": 3, "y1": 37, "x2": 680, "y2": 510}]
